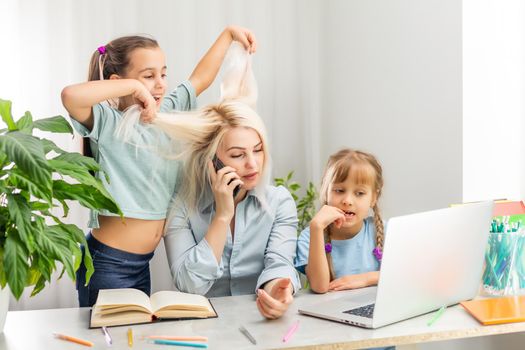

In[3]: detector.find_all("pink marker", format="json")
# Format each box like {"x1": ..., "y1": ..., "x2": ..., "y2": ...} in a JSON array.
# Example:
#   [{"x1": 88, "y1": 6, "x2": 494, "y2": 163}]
[{"x1": 282, "y1": 320, "x2": 300, "y2": 343}]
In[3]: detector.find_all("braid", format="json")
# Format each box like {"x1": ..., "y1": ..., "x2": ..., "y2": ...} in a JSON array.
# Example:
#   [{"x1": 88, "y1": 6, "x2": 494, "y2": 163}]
[
  {"x1": 324, "y1": 226, "x2": 336, "y2": 281},
  {"x1": 373, "y1": 203, "x2": 384, "y2": 249}
]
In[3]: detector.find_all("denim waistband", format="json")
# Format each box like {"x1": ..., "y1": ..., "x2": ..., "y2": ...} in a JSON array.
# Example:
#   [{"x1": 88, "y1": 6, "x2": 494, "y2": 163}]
[{"x1": 86, "y1": 233, "x2": 154, "y2": 262}]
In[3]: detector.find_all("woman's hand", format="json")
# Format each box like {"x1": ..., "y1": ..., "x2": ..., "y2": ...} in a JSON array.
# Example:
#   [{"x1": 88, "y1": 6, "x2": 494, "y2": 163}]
[
  {"x1": 208, "y1": 161, "x2": 243, "y2": 221},
  {"x1": 310, "y1": 205, "x2": 346, "y2": 231},
  {"x1": 256, "y1": 278, "x2": 294, "y2": 319},
  {"x1": 227, "y1": 25, "x2": 257, "y2": 54},
  {"x1": 328, "y1": 272, "x2": 379, "y2": 291}
]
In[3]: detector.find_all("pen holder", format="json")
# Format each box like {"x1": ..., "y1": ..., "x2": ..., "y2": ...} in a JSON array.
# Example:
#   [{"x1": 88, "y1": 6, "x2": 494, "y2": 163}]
[{"x1": 482, "y1": 230, "x2": 525, "y2": 296}]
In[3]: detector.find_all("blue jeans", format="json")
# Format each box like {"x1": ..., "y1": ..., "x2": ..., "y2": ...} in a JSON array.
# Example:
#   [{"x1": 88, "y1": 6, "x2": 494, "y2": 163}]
[{"x1": 76, "y1": 233, "x2": 154, "y2": 307}]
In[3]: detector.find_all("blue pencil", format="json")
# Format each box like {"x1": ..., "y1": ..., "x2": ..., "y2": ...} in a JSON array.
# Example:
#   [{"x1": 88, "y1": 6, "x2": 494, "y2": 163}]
[{"x1": 152, "y1": 339, "x2": 208, "y2": 348}]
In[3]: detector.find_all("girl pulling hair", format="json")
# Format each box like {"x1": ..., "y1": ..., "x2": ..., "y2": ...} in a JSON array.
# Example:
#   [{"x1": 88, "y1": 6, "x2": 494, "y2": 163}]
[
  {"x1": 295, "y1": 148, "x2": 385, "y2": 294},
  {"x1": 61, "y1": 26, "x2": 257, "y2": 307}
]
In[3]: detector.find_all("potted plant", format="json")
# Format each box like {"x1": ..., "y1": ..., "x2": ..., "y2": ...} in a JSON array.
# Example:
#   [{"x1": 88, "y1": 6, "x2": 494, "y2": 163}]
[
  {"x1": 274, "y1": 171, "x2": 318, "y2": 233},
  {"x1": 0, "y1": 99, "x2": 121, "y2": 328}
]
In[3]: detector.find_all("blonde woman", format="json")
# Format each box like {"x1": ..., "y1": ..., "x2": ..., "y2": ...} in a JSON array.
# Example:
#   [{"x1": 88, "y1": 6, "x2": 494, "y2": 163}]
[
  {"x1": 117, "y1": 44, "x2": 300, "y2": 319},
  {"x1": 158, "y1": 100, "x2": 300, "y2": 319}
]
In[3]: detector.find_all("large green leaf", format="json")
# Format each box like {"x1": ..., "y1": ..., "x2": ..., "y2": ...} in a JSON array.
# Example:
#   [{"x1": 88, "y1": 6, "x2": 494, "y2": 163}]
[
  {"x1": 30, "y1": 275, "x2": 47, "y2": 297},
  {"x1": 41, "y1": 139, "x2": 66, "y2": 155},
  {"x1": 35, "y1": 225, "x2": 75, "y2": 280},
  {"x1": 0, "y1": 247, "x2": 6, "y2": 288},
  {"x1": 0, "y1": 132, "x2": 52, "y2": 190},
  {"x1": 49, "y1": 159, "x2": 112, "y2": 199},
  {"x1": 55, "y1": 223, "x2": 87, "y2": 275},
  {"x1": 33, "y1": 116, "x2": 73, "y2": 134},
  {"x1": 6, "y1": 194, "x2": 35, "y2": 253},
  {"x1": 8, "y1": 169, "x2": 52, "y2": 204},
  {"x1": 52, "y1": 152, "x2": 100, "y2": 171},
  {"x1": 16, "y1": 111, "x2": 33, "y2": 134},
  {"x1": 0, "y1": 99, "x2": 16, "y2": 131},
  {"x1": 4, "y1": 232, "x2": 29, "y2": 299},
  {"x1": 53, "y1": 180, "x2": 121, "y2": 215}
]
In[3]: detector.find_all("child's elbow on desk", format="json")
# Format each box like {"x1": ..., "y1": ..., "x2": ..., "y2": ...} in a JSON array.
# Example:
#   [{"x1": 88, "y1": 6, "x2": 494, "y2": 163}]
[{"x1": 309, "y1": 282, "x2": 329, "y2": 294}]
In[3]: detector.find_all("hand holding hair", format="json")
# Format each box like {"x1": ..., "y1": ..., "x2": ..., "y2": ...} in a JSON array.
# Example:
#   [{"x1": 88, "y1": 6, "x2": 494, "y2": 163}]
[
  {"x1": 227, "y1": 25, "x2": 257, "y2": 54},
  {"x1": 131, "y1": 82, "x2": 157, "y2": 123}
]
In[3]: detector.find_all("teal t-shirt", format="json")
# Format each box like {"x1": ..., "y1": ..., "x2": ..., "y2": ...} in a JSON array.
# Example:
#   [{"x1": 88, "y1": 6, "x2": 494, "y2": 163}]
[
  {"x1": 69, "y1": 80, "x2": 196, "y2": 228},
  {"x1": 295, "y1": 216, "x2": 380, "y2": 277}
]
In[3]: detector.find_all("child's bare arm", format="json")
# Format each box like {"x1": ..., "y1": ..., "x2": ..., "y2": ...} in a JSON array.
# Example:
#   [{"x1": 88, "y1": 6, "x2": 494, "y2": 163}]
[
  {"x1": 61, "y1": 79, "x2": 155, "y2": 129},
  {"x1": 328, "y1": 271, "x2": 380, "y2": 291},
  {"x1": 189, "y1": 25, "x2": 257, "y2": 96}
]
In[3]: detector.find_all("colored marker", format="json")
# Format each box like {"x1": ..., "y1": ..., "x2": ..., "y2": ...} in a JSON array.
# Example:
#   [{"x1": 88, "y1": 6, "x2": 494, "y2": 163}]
[
  {"x1": 53, "y1": 332, "x2": 93, "y2": 347},
  {"x1": 152, "y1": 339, "x2": 208, "y2": 348},
  {"x1": 282, "y1": 320, "x2": 300, "y2": 342},
  {"x1": 239, "y1": 326, "x2": 257, "y2": 345},
  {"x1": 102, "y1": 326, "x2": 112, "y2": 345},
  {"x1": 427, "y1": 305, "x2": 446, "y2": 326},
  {"x1": 127, "y1": 327, "x2": 133, "y2": 347}
]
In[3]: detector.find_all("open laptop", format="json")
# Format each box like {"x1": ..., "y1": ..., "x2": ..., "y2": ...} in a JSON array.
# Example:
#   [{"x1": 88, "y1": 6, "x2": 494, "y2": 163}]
[{"x1": 298, "y1": 201, "x2": 494, "y2": 328}]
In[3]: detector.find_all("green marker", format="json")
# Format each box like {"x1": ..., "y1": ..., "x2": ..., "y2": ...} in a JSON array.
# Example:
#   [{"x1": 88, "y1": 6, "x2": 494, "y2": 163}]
[{"x1": 427, "y1": 305, "x2": 446, "y2": 326}]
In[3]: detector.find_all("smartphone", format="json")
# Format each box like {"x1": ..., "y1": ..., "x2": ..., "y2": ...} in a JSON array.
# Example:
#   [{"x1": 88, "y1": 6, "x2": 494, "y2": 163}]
[{"x1": 212, "y1": 155, "x2": 241, "y2": 198}]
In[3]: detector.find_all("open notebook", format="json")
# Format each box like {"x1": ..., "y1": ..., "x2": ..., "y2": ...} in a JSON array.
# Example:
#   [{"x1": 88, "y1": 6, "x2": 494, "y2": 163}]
[{"x1": 90, "y1": 288, "x2": 217, "y2": 328}]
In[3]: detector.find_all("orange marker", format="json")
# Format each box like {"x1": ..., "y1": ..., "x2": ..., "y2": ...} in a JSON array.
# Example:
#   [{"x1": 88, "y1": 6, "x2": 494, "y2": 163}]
[{"x1": 53, "y1": 332, "x2": 93, "y2": 347}]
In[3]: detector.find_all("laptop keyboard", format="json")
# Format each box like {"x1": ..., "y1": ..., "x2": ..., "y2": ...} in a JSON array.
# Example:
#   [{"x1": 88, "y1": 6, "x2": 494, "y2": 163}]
[{"x1": 343, "y1": 303, "x2": 375, "y2": 318}]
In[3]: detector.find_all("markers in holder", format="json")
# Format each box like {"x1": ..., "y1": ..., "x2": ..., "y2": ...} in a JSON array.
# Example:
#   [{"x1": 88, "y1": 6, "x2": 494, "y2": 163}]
[{"x1": 483, "y1": 216, "x2": 525, "y2": 295}]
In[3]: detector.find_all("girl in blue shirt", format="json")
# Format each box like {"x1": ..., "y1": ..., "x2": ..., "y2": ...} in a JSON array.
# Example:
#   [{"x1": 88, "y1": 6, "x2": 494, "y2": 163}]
[
  {"x1": 61, "y1": 26, "x2": 257, "y2": 307},
  {"x1": 296, "y1": 148, "x2": 385, "y2": 294}
]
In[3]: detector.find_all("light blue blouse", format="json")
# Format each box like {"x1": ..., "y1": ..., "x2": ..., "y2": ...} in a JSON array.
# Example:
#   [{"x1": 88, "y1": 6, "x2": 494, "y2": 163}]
[
  {"x1": 295, "y1": 216, "x2": 380, "y2": 277},
  {"x1": 164, "y1": 185, "x2": 301, "y2": 298}
]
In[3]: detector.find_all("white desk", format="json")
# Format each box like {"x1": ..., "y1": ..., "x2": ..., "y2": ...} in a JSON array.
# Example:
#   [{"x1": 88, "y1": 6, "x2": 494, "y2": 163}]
[{"x1": 1, "y1": 287, "x2": 525, "y2": 349}]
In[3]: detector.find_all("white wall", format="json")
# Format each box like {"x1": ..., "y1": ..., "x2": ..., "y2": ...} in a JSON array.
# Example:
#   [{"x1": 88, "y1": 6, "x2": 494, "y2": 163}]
[
  {"x1": 320, "y1": 0, "x2": 463, "y2": 219},
  {"x1": 463, "y1": 0, "x2": 525, "y2": 202}
]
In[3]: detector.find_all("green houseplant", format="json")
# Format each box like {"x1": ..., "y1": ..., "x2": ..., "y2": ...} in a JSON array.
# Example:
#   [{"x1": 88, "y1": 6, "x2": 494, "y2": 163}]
[
  {"x1": 274, "y1": 171, "x2": 318, "y2": 234},
  {"x1": 0, "y1": 99, "x2": 121, "y2": 300}
]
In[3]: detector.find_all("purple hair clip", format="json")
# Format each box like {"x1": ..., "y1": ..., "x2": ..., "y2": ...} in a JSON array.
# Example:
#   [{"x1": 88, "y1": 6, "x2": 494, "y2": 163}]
[
  {"x1": 97, "y1": 46, "x2": 106, "y2": 55},
  {"x1": 372, "y1": 246, "x2": 383, "y2": 262},
  {"x1": 325, "y1": 243, "x2": 332, "y2": 254}
]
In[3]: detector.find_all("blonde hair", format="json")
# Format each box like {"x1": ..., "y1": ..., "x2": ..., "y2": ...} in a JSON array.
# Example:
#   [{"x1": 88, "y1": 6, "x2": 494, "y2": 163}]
[
  {"x1": 155, "y1": 100, "x2": 271, "y2": 213},
  {"x1": 319, "y1": 148, "x2": 384, "y2": 280},
  {"x1": 115, "y1": 42, "x2": 266, "y2": 214}
]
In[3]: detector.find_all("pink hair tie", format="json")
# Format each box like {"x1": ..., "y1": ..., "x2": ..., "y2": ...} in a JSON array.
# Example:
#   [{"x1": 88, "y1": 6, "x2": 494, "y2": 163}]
[
  {"x1": 372, "y1": 246, "x2": 383, "y2": 262},
  {"x1": 324, "y1": 243, "x2": 332, "y2": 254},
  {"x1": 97, "y1": 46, "x2": 106, "y2": 55}
]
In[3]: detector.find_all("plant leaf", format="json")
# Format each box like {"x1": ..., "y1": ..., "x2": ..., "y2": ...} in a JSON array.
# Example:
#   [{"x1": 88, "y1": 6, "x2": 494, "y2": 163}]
[
  {"x1": 49, "y1": 160, "x2": 114, "y2": 204},
  {"x1": 16, "y1": 111, "x2": 33, "y2": 134},
  {"x1": 0, "y1": 132, "x2": 52, "y2": 190},
  {"x1": 6, "y1": 194, "x2": 35, "y2": 252},
  {"x1": 7, "y1": 169, "x2": 52, "y2": 204},
  {"x1": 52, "y1": 152, "x2": 101, "y2": 172},
  {"x1": 33, "y1": 116, "x2": 73, "y2": 134},
  {"x1": 41, "y1": 139, "x2": 66, "y2": 155},
  {"x1": 53, "y1": 180, "x2": 121, "y2": 215},
  {"x1": 0, "y1": 99, "x2": 17, "y2": 131},
  {"x1": 4, "y1": 232, "x2": 29, "y2": 299},
  {"x1": 34, "y1": 225, "x2": 76, "y2": 281},
  {"x1": 30, "y1": 275, "x2": 47, "y2": 297}
]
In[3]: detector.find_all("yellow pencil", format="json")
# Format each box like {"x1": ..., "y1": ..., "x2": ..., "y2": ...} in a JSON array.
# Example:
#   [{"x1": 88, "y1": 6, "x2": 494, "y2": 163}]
[{"x1": 127, "y1": 327, "x2": 133, "y2": 347}]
